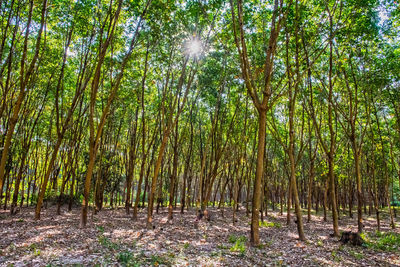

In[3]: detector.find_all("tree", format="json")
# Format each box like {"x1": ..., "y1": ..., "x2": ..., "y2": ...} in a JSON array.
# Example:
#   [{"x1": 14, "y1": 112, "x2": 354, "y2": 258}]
[{"x1": 230, "y1": 0, "x2": 290, "y2": 246}]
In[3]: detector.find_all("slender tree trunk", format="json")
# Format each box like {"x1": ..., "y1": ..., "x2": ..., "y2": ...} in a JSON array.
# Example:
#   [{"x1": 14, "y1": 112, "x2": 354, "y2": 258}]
[
  {"x1": 168, "y1": 120, "x2": 179, "y2": 221},
  {"x1": 328, "y1": 158, "x2": 339, "y2": 236},
  {"x1": 126, "y1": 108, "x2": 139, "y2": 214},
  {"x1": 181, "y1": 108, "x2": 193, "y2": 213},
  {"x1": 354, "y1": 149, "x2": 363, "y2": 232},
  {"x1": 10, "y1": 152, "x2": 28, "y2": 214},
  {"x1": 287, "y1": 171, "x2": 292, "y2": 225},
  {"x1": 250, "y1": 109, "x2": 266, "y2": 246}
]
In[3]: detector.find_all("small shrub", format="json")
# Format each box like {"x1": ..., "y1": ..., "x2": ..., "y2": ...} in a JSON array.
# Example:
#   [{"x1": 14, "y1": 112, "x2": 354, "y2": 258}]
[
  {"x1": 34, "y1": 248, "x2": 41, "y2": 257},
  {"x1": 228, "y1": 234, "x2": 237, "y2": 244},
  {"x1": 229, "y1": 236, "x2": 247, "y2": 256}
]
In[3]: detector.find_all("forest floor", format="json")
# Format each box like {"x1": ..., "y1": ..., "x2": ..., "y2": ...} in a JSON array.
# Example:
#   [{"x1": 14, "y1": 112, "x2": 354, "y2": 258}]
[{"x1": 0, "y1": 205, "x2": 399, "y2": 266}]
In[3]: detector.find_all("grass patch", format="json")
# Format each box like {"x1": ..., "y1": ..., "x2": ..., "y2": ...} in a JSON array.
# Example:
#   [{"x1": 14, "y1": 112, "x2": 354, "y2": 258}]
[
  {"x1": 259, "y1": 221, "x2": 281, "y2": 228},
  {"x1": 97, "y1": 226, "x2": 105, "y2": 233},
  {"x1": 228, "y1": 234, "x2": 246, "y2": 244},
  {"x1": 29, "y1": 243, "x2": 41, "y2": 257},
  {"x1": 98, "y1": 235, "x2": 119, "y2": 250},
  {"x1": 364, "y1": 231, "x2": 400, "y2": 252},
  {"x1": 331, "y1": 250, "x2": 342, "y2": 262},
  {"x1": 150, "y1": 254, "x2": 170, "y2": 266},
  {"x1": 348, "y1": 250, "x2": 364, "y2": 260},
  {"x1": 217, "y1": 243, "x2": 228, "y2": 250},
  {"x1": 33, "y1": 248, "x2": 41, "y2": 257},
  {"x1": 117, "y1": 251, "x2": 170, "y2": 267},
  {"x1": 228, "y1": 235, "x2": 247, "y2": 256},
  {"x1": 97, "y1": 226, "x2": 121, "y2": 250},
  {"x1": 118, "y1": 250, "x2": 136, "y2": 266}
]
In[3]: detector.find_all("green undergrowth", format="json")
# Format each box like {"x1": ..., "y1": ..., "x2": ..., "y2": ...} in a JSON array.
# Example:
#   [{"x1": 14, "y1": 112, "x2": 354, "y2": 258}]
[
  {"x1": 362, "y1": 231, "x2": 400, "y2": 252},
  {"x1": 348, "y1": 249, "x2": 364, "y2": 260},
  {"x1": 259, "y1": 221, "x2": 282, "y2": 228},
  {"x1": 228, "y1": 235, "x2": 247, "y2": 256},
  {"x1": 117, "y1": 250, "x2": 170, "y2": 267},
  {"x1": 95, "y1": 225, "x2": 172, "y2": 266},
  {"x1": 97, "y1": 226, "x2": 120, "y2": 250}
]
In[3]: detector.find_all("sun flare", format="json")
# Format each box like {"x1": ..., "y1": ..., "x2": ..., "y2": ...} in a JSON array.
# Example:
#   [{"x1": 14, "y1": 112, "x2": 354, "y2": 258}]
[{"x1": 185, "y1": 37, "x2": 203, "y2": 57}]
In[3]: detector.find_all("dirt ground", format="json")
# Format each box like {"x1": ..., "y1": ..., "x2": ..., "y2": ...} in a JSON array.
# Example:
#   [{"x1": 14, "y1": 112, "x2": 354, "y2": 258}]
[{"x1": 0, "y1": 204, "x2": 399, "y2": 266}]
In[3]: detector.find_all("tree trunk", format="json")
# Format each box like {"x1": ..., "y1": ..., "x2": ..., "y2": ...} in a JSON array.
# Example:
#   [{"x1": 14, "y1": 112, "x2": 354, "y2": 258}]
[
  {"x1": 168, "y1": 120, "x2": 179, "y2": 221},
  {"x1": 250, "y1": 109, "x2": 266, "y2": 246}
]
